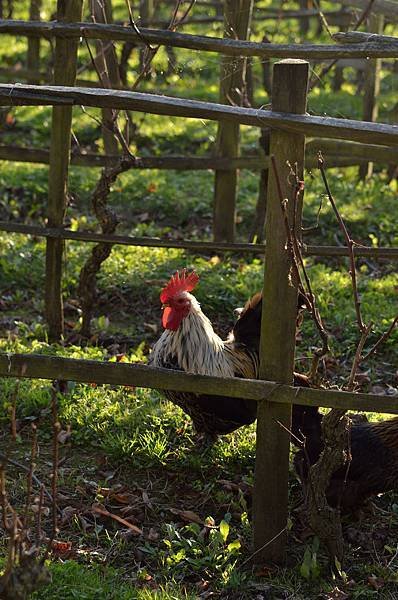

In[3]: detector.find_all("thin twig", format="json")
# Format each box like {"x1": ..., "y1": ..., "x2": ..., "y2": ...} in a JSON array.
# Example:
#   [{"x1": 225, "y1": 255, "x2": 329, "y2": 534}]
[
  {"x1": 312, "y1": 0, "x2": 333, "y2": 39},
  {"x1": 355, "y1": 0, "x2": 376, "y2": 29},
  {"x1": 362, "y1": 315, "x2": 398, "y2": 361},
  {"x1": 10, "y1": 380, "x2": 19, "y2": 442},
  {"x1": 309, "y1": 0, "x2": 376, "y2": 90},
  {"x1": 276, "y1": 417, "x2": 321, "y2": 513},
  {"x1": 347, "y1": 321, "x2": 374, "y2": 391},
  {"x1": 318, "y1": 152, "x2": 365, "y2": 333},
  {"x1": 240, "y1": 527, "x2": 287, "y2": 567},
  {"x1": 271, "y1": 156, "x2": 330, "y2": 381},
  {"x1": 22, "y1": 424, "x2": 37, "y2": 529},
  {"x1": 44, "y1": 383, "x2": 60, "y2": 560},
  {"x1": 36, "y1": 485, "x2": 44, "y2": 548},
  {"x1": 0, "y1": 452, "x2": 52, "y2": 503}
]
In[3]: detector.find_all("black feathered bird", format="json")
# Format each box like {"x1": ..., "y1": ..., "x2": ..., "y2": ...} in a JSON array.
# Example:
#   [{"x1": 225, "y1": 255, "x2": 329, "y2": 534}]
[{"x1": 293, "y1": 405, "x2": 398, "y2": 511}]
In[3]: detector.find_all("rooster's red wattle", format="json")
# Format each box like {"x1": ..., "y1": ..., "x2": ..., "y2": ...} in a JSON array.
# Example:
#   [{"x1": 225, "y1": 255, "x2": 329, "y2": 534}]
[{"x1": 149, "y1": 270, "x2": 259, "y2": 438}]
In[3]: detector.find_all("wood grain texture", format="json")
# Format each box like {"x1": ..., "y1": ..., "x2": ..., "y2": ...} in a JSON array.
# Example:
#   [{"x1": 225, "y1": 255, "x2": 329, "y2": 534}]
[
  {"x1": 336, "y1": 0, "x2": 398, "y2": 20},
  {"x1": 0, "y1": 20, "x2": 398, "y2": 58},
  {"x1": 213, "y1": 0, "x2": 253, "y2": 242},
  {"x1": 1, "y1": 84, "x2": 397, "y2": 146},
  {"x1": 0, "y1": 142, "x2": 397, "y2": 167},
  {"x1": 358, "y1": 15, "x2": 384, "y2": 180},
  {"x1": 253, "y1": 59, "x2": 309, "y2": 564},
  {"x1": 45, "y1": 0, "x2": 83, "y2": 342},
  {"x1": 0, "y1": 221, "x2": 397, "y2": 259},
  {"x1": 0, "y1": 352, "x2": 397, "y2": 414}
]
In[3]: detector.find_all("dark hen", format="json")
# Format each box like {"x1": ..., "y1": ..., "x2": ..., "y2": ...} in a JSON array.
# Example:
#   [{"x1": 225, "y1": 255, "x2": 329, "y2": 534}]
[{"x1": 293, "y1": 405, "x2": 398, "y2": 511}]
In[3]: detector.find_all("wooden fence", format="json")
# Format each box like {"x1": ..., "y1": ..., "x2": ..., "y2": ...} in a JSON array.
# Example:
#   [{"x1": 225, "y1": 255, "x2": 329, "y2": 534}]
[
  {"x1": 0, "y1": 8, "x2": 397, "y2": 243},
  {"x1": 0, "y1": 8, "x2": 398, "y2": 563}
]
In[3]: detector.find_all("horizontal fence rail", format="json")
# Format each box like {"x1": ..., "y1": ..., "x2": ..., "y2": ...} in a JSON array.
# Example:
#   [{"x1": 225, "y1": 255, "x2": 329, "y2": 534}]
[
  {"x1": 1, "y1": 221, "x2": 396, "y2": 260},
  {"x1": 1, "y1": 84, "x2": 398, "y2": 146},
  {"x1": 0, "y1": 143, "x2": 396, "y2": 168},
  {"x1": 1, "y1": 353, "x2": 397, "y2": 414},
  {"x1": 338, "y1": 0, "x2": 398, "y2": 19},
  {"x1": 334, "y1": 31, "x2": 398, "y2": 43},
  {"x1": 146, "y1": 10, "x2": 353, "y2": 27},
  {"x1": 0, "y1": 20, "x2": 397, "y2": 59},
  {"x1": 305, "y1": 139, "x2": 398, "y2": 163},
  {"x1": 0, "y1": 146, "x2": 265, "y2": 170}
]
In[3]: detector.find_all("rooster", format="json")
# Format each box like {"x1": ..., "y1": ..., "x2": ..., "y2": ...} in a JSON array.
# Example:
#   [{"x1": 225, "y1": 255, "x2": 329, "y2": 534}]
[
  {"x1": 149, "y1": 270, "x2": 259, "y2": 438},
  {"x1": 293, "y1": 405, "x2": 398, "y2": 511},
  {"x1": 232, "y1": 290, "x2": 312, "y2": 408}
]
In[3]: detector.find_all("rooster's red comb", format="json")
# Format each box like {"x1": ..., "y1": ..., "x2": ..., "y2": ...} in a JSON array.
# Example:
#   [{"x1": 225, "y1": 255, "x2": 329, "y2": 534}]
[{"x1": 160, "y1": 269, "x2": 199, "y2": 303}]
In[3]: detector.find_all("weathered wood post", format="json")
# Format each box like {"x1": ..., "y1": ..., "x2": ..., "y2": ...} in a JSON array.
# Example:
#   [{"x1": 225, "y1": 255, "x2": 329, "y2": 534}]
[
  {"x1": 332, "y1": 5, "x2": 348, "y2": 92},
  {"x1": 298, "y1": 0, "x2": 312, "y2": 37},
  {"x1": 358, "y1": 14, "x2": 384, "y2": 180},
  {"x1": 45, "y1": 0, "x2": 83, "y2": 342},
  {"x1": 27, "y1": 0, "x2": 42, "y2": 84},
  {"x1": 253, "y1": 59, "x2": 309, "y2": 564},
  {"x1": 213, "y1": 0, "x2": 253, "y2": 242}
]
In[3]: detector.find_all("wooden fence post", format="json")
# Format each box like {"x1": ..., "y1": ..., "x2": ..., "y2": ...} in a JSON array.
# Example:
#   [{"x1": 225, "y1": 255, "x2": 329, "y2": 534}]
[
  {"x1": 27, "y1": 0, "x2": 42, "y2": 84},
  {"x1": 45, "y1": 0, "x2": 83, "y2": 342},
  {"x1": 298, "y1": 0, "x2": 311, "y2": 37},
  {"x1": 332, "y1": 4, "x2": 348, "y2": 92},
  {"x1": 253, "y1": 59, "x2": 309, "y2": 564},
  {"x1": 213, "y1": 0, "x2": 253, "y2": 242},
  {"x1": 358, "y1": 14, "x2": 384, "y2": 180}
]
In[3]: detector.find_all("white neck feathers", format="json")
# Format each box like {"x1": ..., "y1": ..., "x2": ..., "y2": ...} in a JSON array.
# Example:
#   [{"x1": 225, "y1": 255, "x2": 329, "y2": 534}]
[{"x1": 150, "y1": 294, "x2": 235, "y2": 377}]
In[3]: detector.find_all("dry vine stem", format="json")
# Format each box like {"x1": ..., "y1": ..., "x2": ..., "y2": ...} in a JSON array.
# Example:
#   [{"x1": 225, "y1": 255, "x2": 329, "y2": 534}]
[
  {"x1": 305, "y1": 154, "x2": 397, "y2": 568},
  {"x1": 271, "y1": 155, "x2": 346, "y2": 562},
  {"x1": 309, "y1": 0, "x2": 377, "y2": 90},
  {"x1": 78, "y1": 0, "x2": 197, "y2": 337},
  {"x1": 270, "y1": 155, "x2": 330, "y2": 383},
  {"x1": 0, "y1": 420, "x2": 56, "y2": 598},
  {"x1": 78, "y1": 155, "x2": 136, "y2": 337}
]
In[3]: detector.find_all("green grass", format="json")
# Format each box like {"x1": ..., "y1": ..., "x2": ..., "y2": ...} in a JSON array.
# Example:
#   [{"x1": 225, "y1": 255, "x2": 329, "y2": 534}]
[
  {"x1": 31, "y1": 561, "x2": 198, "y2": 599},
  {"x1": 0, "y1": 0, "x2": 397, "y2": 598}
]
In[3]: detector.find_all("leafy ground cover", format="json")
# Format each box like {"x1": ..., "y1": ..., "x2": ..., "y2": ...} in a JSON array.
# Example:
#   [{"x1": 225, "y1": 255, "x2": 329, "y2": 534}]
[{"x1": 0, "y1": 1, "x2": 397, "y2": 598}]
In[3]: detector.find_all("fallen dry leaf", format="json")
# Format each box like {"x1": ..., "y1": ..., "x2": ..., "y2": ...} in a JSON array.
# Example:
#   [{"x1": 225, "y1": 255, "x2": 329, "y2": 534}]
[
  {"x1": 371, "y1": 385, "x2": 386, "y2": 395},
  {"x1": 6, "y1": 113, "x2": 15, "y2": 126},
  {"x1": 322, "y1": 588, "x2": 349, "y2": 600},
  {"x1": 60, "y1": 505, "x2": 78, "y2": 526},
  {"x1": 170, "y1": 508, "x2": 202, "y2": 525},
  {"x1": 142, "y1": 491, "x2": 152, "y2": 508},
  {"x1": 368, "y1": 576, "x2": 385, "y2": 590},
  {"x1": 31, "y1": 504, "x2": 50, "y2": 516},
  {"x1": 79, "y1": 514, "x2": 91, "y2": 533},
  {"x1": 58, "y1": 425, "x2": 72, "y2": 444},
  {"x1": 51, "y1": 540, "x2": 73, "y2": 556},
  {"x1": 119, "y1": 505, "x2": 138, "y2": 517},
  {"x1": 92, "y1": 503, "x2": 142, "y2": 535},
  {"x1": 147, "y1": 527, "x2": 159, "y2": 541}
]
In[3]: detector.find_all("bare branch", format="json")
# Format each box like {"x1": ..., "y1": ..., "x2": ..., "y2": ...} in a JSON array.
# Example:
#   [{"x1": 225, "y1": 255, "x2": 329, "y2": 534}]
[
  {"x1": 318, "y1": 152, "x2": 366, "y2": 333},
  {"x1": 309, "y1": 0, "x2": 377, "y2": 90},
  {"x1": 22, "y1": 424, "x2": 38, "y2": 529},
  {"x1": 362, "y1": 315, "x2": 398, "y2": 361},
  {"x1": 271, "y1": 156, "x2": 330, "y2": 382},
  {"x1": 347, "y1": 321, "x2": 373, "y2": 390}
]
